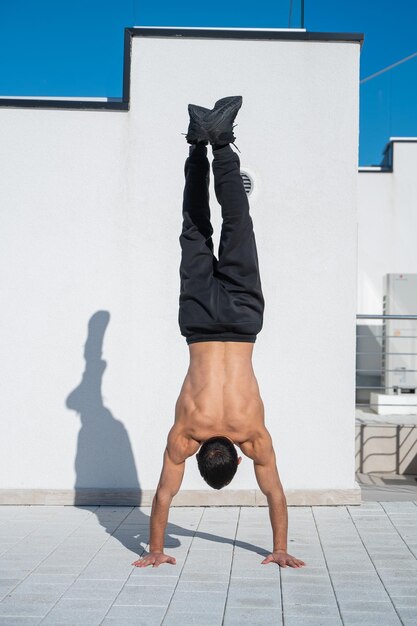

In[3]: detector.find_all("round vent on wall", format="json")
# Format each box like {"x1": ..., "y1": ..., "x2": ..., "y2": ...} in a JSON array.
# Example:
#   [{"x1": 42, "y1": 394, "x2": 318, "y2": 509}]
[{"x1": 240, "y1": 171, "x2": 253, "y2": 196}]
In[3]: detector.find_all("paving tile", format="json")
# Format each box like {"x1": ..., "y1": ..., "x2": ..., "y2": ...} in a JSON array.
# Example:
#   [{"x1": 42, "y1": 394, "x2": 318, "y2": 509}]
[
  {"x1": 19, "y1": 574, "x2": 76, "y2": 586},
  {"x1": 223, "y1": 606, "x2": 282, "y2": 625},
  {"x1": 281, "y1": 578, "x2": 333, "y2": 594},
  {"x1": 391, "y1": 596, "x2": 417, "y2": 608},
  {"x1": 32, "y1": 565, "x2": 83, "y2": 576},
  {"x1": 339, "y1": 600, "x2": 400, "y2": 615},
  {"x1": 326, "y1": 562, "x2": 376, "y2": 574},
  {"x1": 282, "y1": 589, "x2": 338, "y2": 606},
  {"x1": 284, "y1": 617, "x2": 342, "y2": 626},
  {"x1": 335, "y1": 587, "x2": 392, "y2": 604},
  {"x1": 195, "y1": 536, "x2": 237, "y2": 548},
  {"x1": 163, "y1": 608, "x2": 223, "y2": 625},
  {"x1": 179, "y1": 570, "x2": 230, "y2": 583},
  {"x1": 113, "y1": 584, "x2": 173, "y2": 606},
  {"x1": 129, "y1": 566, "x2": 180, "y2": 580},
  {"x1": 61, "y1": 578, "x2": 125, "y2": 600},
  {"x1": 284, "y1": 603, "x2": 341, "y2": 619},
  {"x1": 372, "y1": 559, "x2": 417, "y2": 570},
  {"x1": 41, "y1": 607, "x2": 108, "y2": 625},
  {"x1": 176, "y1": 580, "x2": 227, "y2": 593},
  {"x1": 126, "y1": 575, "x2": 178, "y2": 587},
  {"x1": 0, "y1": 578, "x2": 20, "y2": 597},
  {"x1": 4, "y1": 586, "x2": 66, "y2": 603},
  {"x1": 0, "y1": 618, "x2": 42, "y2": 625},
  {"x1": 0, "y1": 596, "x2": 54, "y2": 617},
  {"x1": 0, "y1": 569, "x2": 33, "y2": 579},
  {"x1": 102, "y1": 604, "x2": 166, "y2": 623},
  {"x1": 38, "y1": 598, "x2": 111, "y2": 626},
  {"x1": 168, "y1": 590, "x2": 226, "y2": 611},
  {"x1": 7, "y1": 578, "x2": 71, "y2": 594},
  {"x1": 281, "y1": 565, "x2": 328, "y2": 578},
  {"x1": 341, "y1": 611, "x2": 402, "y2": 626},
  {"x1": 395, "y1": 606, "x2": 417, "y2": 622},
  {"x1": 227, "y1": 578, "x2": 281, "y2": 609},
  {"x1": 181, "y1": 563, "x2": 231, "y2": 577},
  {"x1": 78, "y1": 566, "x2": 132, "y2": 580},
  {"x1": 378, "y1": 568, "x2": 417, "y2": 580},
  {"x1": 329, "y1": 571, "x2": 381, "y2": 583},
  {"x1": 383, "y1": 582, "x2": 417, "y2": 597},
  {"x1": 191, "y1": 539, "x2": 235, "y2": 551},
  {"x1": 232, "y1": 547, "x2": 271, "y2": 560},
  {"x1": 324, "y1": 557, "x2": 374, "y2": 568},
  {"x1": 184, "y1": 549, "x2": 232, "y2": 565},
  {"x1": 230, "y1": 565, "x2": 280, "y2": 580},
  {"x1": 59, "y1": 591, "x2": 112, "y2": 610}
]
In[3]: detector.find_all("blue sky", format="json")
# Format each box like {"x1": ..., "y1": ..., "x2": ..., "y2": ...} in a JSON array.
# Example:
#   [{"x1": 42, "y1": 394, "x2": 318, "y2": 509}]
[{"x1": 0, "y1": 0, "x2": 416, "y2": 165}]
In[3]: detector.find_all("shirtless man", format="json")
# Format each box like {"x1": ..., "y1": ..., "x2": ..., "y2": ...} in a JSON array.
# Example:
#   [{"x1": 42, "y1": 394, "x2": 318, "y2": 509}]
[{"x1": 132, "y1": 96, "x2": 305, "y2": 569}]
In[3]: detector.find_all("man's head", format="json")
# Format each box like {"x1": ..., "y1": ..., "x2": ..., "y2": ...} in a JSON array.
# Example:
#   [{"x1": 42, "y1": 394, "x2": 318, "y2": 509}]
[{"x1": 196, "y1": 435, "x2": 242, "y2": 490}]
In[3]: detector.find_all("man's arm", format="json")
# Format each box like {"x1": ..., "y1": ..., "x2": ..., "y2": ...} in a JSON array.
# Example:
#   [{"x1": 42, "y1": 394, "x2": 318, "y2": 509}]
[
  {"x1": 149, "y1": 446, "x2": 185, "y2": 553},
  {"x1": 132, "y1": 427, "x2": 190, "y2": 567},
  {"x1": 252, "y1": 429, "x2": 288, "y2": 552},
  {"x1": 248, "y1": 428, "x2": 306, "y2": 568}
]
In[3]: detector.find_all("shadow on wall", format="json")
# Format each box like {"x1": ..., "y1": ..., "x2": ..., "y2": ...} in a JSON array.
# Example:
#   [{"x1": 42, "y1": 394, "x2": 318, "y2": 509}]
[
  {"x1": 356, "y1": 421, "x2": 417, "y2": 475},
  {"x1": 65, "y1": 311, "x2": 269, "y2": 558},
  {"x1": 66, "y1": 311, "x2": 140, "y2": 497}
]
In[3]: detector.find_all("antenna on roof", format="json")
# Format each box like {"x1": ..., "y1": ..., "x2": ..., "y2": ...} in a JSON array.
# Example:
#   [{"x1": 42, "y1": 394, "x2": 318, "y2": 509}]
[
  {"x1": 361, "y1": 51, "x2": 417, "y2": 84},
  {"x1": 288, "y1": 0, "x2": 305, "y2": 29}
]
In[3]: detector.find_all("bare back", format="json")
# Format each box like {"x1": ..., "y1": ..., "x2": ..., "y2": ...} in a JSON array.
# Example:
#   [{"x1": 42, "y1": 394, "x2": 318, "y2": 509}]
[{"x1": 169, "y1": 341, "x2": 267, "y2": 461}]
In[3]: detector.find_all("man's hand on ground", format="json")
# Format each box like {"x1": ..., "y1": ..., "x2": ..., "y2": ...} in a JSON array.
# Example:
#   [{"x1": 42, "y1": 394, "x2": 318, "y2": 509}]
[
  {"x1": 261, "y1": 550, "x2": 306, "y2": 568},
  {"x1": 131, "y1": 551, "x2": 176, "y2": 568}
]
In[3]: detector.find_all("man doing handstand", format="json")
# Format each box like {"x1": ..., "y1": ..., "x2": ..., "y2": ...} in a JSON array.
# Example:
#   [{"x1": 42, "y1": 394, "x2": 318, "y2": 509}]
[{"x1": 132, "y1": 96, "x2": 305, "y2": 569}]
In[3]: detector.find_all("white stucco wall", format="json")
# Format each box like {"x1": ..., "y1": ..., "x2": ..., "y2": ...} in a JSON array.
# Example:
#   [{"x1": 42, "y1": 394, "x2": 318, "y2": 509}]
[
  {"x1": 358, "y1": 141, "x2": 417, "y2": 314},
  {"x1": 0, "y1": 32, "x2": 360, "y2": 495}
]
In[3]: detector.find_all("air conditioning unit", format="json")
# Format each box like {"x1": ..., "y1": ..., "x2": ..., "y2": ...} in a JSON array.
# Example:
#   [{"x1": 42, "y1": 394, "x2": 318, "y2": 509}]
[{"x1": 382, "y1": 273, "x2": 417, "y2": 395}]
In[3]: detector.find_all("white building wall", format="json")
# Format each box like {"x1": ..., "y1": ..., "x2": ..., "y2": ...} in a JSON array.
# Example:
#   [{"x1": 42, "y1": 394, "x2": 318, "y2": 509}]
[
  {"x1": 358, "y1": 141, "x2": 417, "y2": 314},
  {"x1": 0, "y1": 32, "x2": 360, "y2": 498}
]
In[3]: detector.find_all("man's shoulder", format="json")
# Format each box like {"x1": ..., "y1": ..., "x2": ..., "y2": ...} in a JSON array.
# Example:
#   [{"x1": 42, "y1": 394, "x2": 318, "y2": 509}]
[
  {"x1": 239, "y1": 426, "x2": 274, "y2": 464},
  {"x1": 167, "y1": 425, "x2": 200, "y2": 463}
]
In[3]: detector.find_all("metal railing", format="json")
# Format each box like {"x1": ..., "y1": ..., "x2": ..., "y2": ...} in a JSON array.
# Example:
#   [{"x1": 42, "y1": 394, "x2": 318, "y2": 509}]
[{"x1": 356, "y1": 314, "x2": 417, "y2": 409}]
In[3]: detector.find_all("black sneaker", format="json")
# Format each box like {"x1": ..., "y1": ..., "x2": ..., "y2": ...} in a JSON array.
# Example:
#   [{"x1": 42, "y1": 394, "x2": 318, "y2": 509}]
[
  {"x1": 184, "y1": 104, "x2": 210, "y2": 145},
  {"x1": 205, "y1": 95, "x2": 242, "y2": 146}
]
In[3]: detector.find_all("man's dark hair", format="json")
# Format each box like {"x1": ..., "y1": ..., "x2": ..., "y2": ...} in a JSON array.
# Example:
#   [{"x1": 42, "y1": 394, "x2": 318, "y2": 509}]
[{"x1": 196, "y1": 436, "x2": 238, "y2": 490}]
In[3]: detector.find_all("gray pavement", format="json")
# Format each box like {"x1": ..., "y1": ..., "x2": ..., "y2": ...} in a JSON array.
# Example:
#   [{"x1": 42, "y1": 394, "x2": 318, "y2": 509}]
[
  {"x1": 0, "y1": 501, "x2": 416, "y2": 625},
  {"x1": 357, "y1": 473, "x2": 417, "y2": 502}
]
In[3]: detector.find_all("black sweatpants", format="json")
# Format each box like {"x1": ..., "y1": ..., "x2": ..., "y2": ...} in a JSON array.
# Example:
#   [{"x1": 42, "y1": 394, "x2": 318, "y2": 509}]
[{"x1": 178, "y1": 142, "x2": 265, "y2": 345}]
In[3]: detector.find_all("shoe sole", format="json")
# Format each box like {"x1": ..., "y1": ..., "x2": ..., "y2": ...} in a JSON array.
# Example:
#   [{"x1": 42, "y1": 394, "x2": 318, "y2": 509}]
[
  {"x1": 187, "y1": 104, "x2": 212, "y2": 142},
  {"x1": 203, "y1": 97, "x2": 242, "y2": 142},
  {"x1": 186, "y1": 96, "x2": 242, "y2": 144},
  {"x1": 213, "y1": 95, "x2": 243, "y2": 110}
]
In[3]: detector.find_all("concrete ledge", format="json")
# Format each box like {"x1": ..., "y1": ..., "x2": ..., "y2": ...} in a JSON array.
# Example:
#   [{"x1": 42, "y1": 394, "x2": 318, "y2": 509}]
[
  {"x1": 370, "y1": 392, "x2": 417, "y2": 415},
  {"x1": 0, "y1": 486, "x2": 362, "y2": 506}
]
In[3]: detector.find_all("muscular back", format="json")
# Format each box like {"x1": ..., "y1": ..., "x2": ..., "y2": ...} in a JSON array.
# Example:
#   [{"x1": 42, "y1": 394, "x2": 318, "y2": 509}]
[{"x1": 170, "y1": 341, "x2": 267, "y2": 461}]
